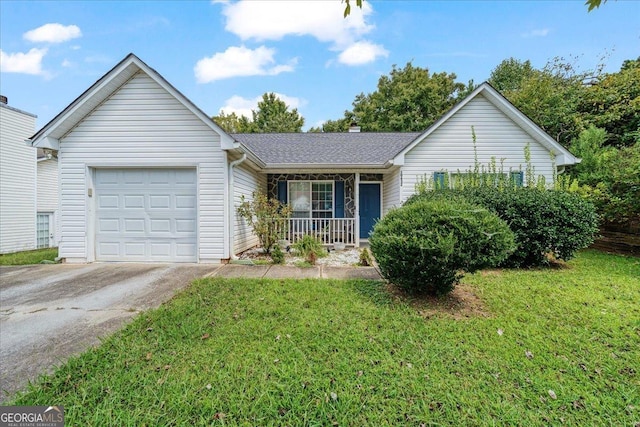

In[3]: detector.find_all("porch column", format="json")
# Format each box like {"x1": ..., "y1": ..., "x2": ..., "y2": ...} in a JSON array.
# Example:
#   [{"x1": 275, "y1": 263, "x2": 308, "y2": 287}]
[{"x1": 354, "y1": 172, "x2": 360, "y2": 247}]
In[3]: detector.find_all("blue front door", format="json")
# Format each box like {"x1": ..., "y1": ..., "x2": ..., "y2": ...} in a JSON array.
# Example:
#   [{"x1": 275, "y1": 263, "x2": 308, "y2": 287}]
[{"x1": 359, "y1": 183, "x2": 381, "y2": 239}]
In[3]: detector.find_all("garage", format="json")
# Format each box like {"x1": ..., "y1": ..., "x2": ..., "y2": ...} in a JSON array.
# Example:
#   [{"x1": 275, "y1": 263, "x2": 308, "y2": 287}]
[{"x1": 95, "y1": 168, "x2": 197, "y2": 262}]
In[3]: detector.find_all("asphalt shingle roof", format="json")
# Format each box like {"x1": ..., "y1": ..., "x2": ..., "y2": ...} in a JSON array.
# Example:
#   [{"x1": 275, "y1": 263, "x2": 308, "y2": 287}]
[{"x1": 231, "y1": 132, "x2": 422, "y2": 166}]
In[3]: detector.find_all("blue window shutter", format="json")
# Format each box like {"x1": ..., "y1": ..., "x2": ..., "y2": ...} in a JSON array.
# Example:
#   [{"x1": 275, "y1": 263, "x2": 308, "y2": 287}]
[
  {"x1": 511, "y1": 171, "x2": 524, "y2": 187},
  {"x1": 433, "y1": 172, "x2": 446, "y2": 189},
  {"x1": 334, "y1": 181, "x2": 344, "y2": 218},
  {"x1": 277, "y1": 181, "x2": 288, "y2": 204}
]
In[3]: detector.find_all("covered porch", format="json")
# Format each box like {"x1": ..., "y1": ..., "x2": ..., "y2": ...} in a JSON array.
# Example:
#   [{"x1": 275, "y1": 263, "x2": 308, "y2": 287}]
[{"x1": 267, "y1": 172, "x2": 387, "y2": 247}]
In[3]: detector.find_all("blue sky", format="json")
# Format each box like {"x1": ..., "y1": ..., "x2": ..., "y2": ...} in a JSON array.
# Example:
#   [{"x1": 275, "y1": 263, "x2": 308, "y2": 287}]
[{"x1": 1, "y1": 0, "x2": 638, "y2": 131}]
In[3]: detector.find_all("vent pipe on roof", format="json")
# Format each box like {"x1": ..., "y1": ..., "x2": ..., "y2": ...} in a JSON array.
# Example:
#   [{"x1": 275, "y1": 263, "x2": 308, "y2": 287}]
[
  {"x1": 0, "y1": 95, "x2": 7, "y2": 105},
  {"x1": 348, "y1": 122, "x2": 361, "y2": 133}
]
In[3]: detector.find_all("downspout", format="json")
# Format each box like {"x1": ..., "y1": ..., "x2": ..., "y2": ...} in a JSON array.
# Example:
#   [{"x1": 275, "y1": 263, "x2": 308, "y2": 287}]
[{"x1": 228, "y1": 153, "x2": 246, "y2": 260}]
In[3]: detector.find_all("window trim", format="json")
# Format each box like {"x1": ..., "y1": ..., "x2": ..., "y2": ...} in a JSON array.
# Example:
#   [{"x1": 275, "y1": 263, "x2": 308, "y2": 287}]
[{"x1": 287, "y1": 180, "x2": 334, "y2": 219}]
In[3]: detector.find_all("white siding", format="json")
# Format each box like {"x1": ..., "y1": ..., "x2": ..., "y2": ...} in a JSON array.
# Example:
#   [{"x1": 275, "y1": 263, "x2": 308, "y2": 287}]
[
  {"x1": 37, "y1": 158, "x2": 59, "y2": 247},
  {"x1": 0, "y1": 104, "x2": 36, "y2": 254},
  {"x1": 58, "y1": 71, "x2": 226, "y2": 262},
  {"x1": 382, "y1": 168, "x2": 401, "y2": 215},
  {"x1": 233, "y1": 163, "x2": 265, "y2": 254},
  {"x1": 400, "y1": 94, "x2": 556, "y2": 202},
  {"x1": 37, "y1": 159, "x2": 58, "y2": 212}
]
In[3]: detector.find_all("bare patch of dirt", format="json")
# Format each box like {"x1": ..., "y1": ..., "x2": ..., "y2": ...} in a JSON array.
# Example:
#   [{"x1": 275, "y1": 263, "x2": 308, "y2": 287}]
[{"x1": 387, "y1": 282, "x2": 491, "y2": 320}]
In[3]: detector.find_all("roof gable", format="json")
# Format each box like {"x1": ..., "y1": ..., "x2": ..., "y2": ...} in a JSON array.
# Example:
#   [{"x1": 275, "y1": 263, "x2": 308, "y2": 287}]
[
  {"x1": 393, "y1": 82, "x2": 579, "y2": 166},
  {"x1": 28, "y1": 53, "x2": 234, "y2": 150}
]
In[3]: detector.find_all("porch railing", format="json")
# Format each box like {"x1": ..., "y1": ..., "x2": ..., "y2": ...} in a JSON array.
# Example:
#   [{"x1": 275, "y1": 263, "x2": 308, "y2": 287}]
[{"x1": 275, "y1": 218, "x2": 356, "y2": 246}]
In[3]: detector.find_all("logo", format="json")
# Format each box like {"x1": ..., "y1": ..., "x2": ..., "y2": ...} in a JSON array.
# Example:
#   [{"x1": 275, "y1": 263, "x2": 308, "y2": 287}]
[{"x1": 0, "y1": 406, "x2": 64, "y2": 427}]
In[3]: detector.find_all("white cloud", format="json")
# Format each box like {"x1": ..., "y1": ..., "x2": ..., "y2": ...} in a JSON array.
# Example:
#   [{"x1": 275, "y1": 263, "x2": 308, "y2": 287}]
[
  {"x1": 23, "y1": 23, "x2": 82, "y2": 44},
  {"x1": 61, "y1": 59, "x2": 73, "y2": 67},
  {"x1": 219, "y1": 93, "x2": 305, "y2": 117},
  {"x1": 195, "y1": 45, "x2": 296, "y2": 83},
  {"x1": 338, "y1": 41, "x2": 388, "y2": 66},
  {"x1": 521, "y1": 28, "x2": 550, "y2": 38},
  {"x1": 221, "y1": 0, "x2": 374, "y2": 49},
  {"x1": 0, "y1": 48, "x2": 48, "y2": 75}
]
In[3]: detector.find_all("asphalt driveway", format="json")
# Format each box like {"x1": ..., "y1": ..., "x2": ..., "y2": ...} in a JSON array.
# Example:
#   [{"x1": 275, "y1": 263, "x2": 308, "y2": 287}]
[{"x1": 0, "y1": 263, "x2": 219, "y2": 402}]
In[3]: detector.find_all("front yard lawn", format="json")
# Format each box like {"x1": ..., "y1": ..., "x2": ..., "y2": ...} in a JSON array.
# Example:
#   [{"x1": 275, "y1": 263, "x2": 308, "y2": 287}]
[
  {"x1": 10, "y1": 250, "x2": 639, "y2": 425},
  {"x1": 0, "y1": 247, "x2": 57, "y2": 265}
]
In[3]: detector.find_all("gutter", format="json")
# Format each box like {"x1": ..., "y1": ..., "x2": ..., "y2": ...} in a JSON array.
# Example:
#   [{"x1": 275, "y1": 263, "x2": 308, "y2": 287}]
[{"x1": 228, "y1": 153, "x2": 246, "y2": 260}]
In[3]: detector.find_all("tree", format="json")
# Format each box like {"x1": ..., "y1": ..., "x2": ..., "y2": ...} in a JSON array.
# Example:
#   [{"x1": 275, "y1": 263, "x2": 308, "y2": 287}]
[
  {"x1": 489, "y1": 57, "x2": 592, "y2": 147},
  {"x1": 214, "y1": 93, "x2": 305, "y2": 133},
  {"x1": 585, "y1": 0, "x2": 608, "y2": 11},
  {"x1": 309, "y1": 117, "x2": 352, "y2": 133},
  {"x1": 212, "y1": 111, "x2": 253, "y2": 133},
  {"x1": 578, "y1": 57, "x2": 640, "y2": 147},
  {"x1": 250, "y1": 93, "x2": 305, "y2": 133},
  {"x1": 318, "y1": 63, "x2": 471, "y2": 132},
  {"x1": 342, "y1": 0, "x2": 363, "y2": 17},
  {"x1": 488, "y1": 58, "x2": 535, "y2": 92}
]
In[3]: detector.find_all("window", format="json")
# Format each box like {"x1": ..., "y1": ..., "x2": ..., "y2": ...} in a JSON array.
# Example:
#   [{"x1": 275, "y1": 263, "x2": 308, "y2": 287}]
[
  {"x1": 37, "y1": 213, "x2": 51, "y2": 248},
  {"x1": 288, "y1": 181, "x2": 333, "y2": 218},
  {"x1": 510, "y1": 171, "x2": 524, "y2": 187},
  {"x1": 433, "y1": 171, "x2": 447, "y2": 189}
]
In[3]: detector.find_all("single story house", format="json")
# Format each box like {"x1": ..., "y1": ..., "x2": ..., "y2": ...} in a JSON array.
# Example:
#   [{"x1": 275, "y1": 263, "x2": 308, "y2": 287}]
[
  {"x1": 0, "y1": 97, "x2": 37, "y2": 254},
  {"x1": 28, "y1": 54, "x2": 578, "y2": 264}
]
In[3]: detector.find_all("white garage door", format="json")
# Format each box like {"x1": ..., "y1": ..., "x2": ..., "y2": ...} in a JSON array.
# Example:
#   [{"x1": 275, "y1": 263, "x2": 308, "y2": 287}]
[{"x1": 95, "y1": 168, "x2": 197, "y2": 262}]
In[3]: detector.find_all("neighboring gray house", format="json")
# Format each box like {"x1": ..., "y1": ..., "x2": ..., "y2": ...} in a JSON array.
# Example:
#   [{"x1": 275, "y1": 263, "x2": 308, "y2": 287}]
[
  {"x1": 0, "y1": 96, "x2": 37, "y2": 254},
  {"x1": 28, "y1": 54, "x2": 579, "y2": 264}
]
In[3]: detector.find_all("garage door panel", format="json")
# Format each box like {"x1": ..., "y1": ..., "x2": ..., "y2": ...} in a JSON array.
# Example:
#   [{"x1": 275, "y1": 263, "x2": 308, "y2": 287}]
[
  {"x1": 95, "y1": 168, "x2": 197, "y2": 262},
  {"x1": 98, "y1": 218, "x2": 120, "y2": 232},
  {"x1": 177, "y1": 243, "x2": 196, "y2": 257},
  {"x1": 124, "y1": 195, "x2": 145, "y2": 208},
  {"x1": 96, "y1": 170, "x2": 119, "y2": 185},
  {"x1": 176, "y1": 219, "x2": 196, "y2": 233},
  {"x1": 150, "y1": 219, "x2": 171, "y2": 232},
  {"x1": 176, "y1": 195, "x2": 196, "y2": 209},
  {"x1": 98, "y1": 242, "x2": 120, "y2": 257},
  {"x1": 99, "y1": 195, "x2": 119, "y2": 209},
  {"x1": 149, "y1": 195, "x2": 171, "y2": 209},
  {"x1": 124, "y1": 242, "x2": 146, "y2": 256},
  {"x1": 123, "y1": 170, "x2": 145, "y2": 184},
  {"x1": 124, "y1": 218, "x2": 146, "y2": 232}
]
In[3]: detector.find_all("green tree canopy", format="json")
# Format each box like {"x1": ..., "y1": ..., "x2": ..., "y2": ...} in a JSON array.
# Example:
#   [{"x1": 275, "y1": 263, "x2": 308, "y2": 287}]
[
  {"x1": 489, "y1": 57, "x2": 592, "y2": 147},
  {"x1": 578, "y1": 57, "x2": 640, "y2": 147},
  {"x1": 488, "y1": 58, "x2": 535, "y2": 92},
  {"x1": 317, "y1": 62, "x2": 472, "y2": 132},
  {"x1": 212, "y1": 111, "x2": 253, "y2": 133},
  {"x1": 212, "y1": 93, "x2": 305, "y2": 133},
  {"x1": 491, "y1": 56, "x2": 638, "y2": 149},
  {"x1": 250, "y1": 93, "x2": 305, "y2": 133}
]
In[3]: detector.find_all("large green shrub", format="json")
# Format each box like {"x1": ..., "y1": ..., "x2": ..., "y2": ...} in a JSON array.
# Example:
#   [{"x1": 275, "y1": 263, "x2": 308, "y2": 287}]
[
  {"x1": 408, "y1": 188, "x2": 600, "y2": 267},
  {"x1": 369, "y1": 198, "x2": 515, "y2": 295}
]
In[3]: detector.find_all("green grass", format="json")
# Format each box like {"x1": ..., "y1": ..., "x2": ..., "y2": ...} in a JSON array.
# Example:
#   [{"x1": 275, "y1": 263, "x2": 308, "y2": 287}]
[
  {"x1": 0, "y1": 247, "x2": 57, "y2": 265},
  {"x1": 10, "y1": 250, "x2": 640, "y2": 426}
]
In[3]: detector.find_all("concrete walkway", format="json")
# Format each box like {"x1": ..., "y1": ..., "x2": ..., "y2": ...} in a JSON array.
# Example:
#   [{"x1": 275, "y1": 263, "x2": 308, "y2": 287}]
[{"x1": 209, "y1": 264, "x2": 382, "y2": 280}]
